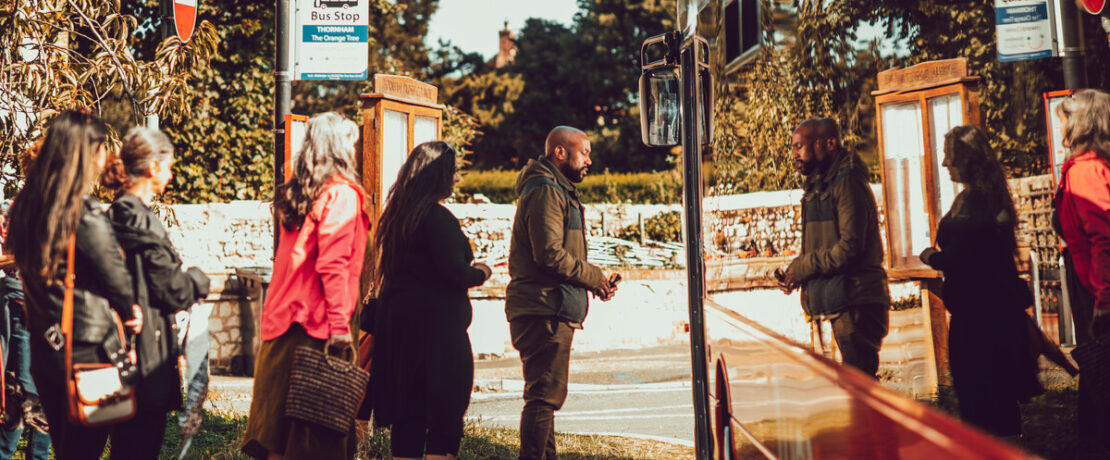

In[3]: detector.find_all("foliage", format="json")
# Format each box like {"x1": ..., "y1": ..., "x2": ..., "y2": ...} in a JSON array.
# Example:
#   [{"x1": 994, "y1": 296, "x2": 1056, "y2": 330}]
[
  {"x1": 711, "y1": 1, "x2": 891, "y2": 195},
  {"x1": 456, "y1": 169, "x2": 681, "y2": 204},
  {"x1": 714, "y1": 0, "x2": 1110, "y2": 194},
  {"x1": 616, "y1": 210, "x2": 683, "y2": 242},
  {"x1": 841, "y1": 0, "x2": 1110, "y2": 177},
  {"x1": 0, "y1": 0, "x2": 217, "y2": 194},
  {"x1": 437, "y1": 0, "x2": 678, "y2": 172}
]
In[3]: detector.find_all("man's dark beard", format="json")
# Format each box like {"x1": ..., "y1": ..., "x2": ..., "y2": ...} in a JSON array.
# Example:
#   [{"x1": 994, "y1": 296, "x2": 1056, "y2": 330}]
[{"x1": 562, "y1": 164, "x2": 587, "y2": 183}]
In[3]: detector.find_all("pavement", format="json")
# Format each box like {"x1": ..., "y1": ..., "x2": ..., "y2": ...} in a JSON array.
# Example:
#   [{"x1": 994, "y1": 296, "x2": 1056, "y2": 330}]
[{"x1": 205, "y1": 344, "x2": 699, "y2": 446}]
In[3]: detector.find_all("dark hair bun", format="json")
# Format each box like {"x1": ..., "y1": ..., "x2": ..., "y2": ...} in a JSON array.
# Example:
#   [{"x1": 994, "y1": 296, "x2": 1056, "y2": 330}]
[{"x1": 100, "y1": 155, "x2": 129, "y2": 189}]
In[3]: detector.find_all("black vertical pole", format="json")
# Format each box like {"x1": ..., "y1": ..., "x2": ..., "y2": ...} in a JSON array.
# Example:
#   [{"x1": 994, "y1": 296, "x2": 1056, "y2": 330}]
[
  {"x1": 274, "y1": 0, "x2": 292, "y2": 252},
  {"x1": 1057, "y1": 0, "x2": 1088, "y2": 89},
  {"x1": 680, "y1": 37, "x2": 713, "y2": 460}
]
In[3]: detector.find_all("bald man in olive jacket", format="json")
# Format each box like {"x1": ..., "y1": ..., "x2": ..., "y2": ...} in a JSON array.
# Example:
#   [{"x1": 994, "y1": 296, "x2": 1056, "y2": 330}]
[
  {"x1": 506, "y1": 126, "x2": 617, "y2": 460},
  {"x1": 778, "y1": 118, "x2": 891, "y2": 378}
]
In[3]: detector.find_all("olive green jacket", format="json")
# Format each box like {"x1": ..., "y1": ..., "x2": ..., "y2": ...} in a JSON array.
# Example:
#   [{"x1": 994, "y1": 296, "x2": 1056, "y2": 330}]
[
  {"x1": 505, "y1": 157, "x2": 605, "y2": 322},
  {"x1": 789, "y1": 150, "x2": 890, "y2": 314}
]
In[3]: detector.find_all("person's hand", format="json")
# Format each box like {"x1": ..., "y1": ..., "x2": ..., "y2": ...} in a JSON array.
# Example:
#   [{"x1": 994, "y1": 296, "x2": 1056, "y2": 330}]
[
  {"x1": 776, "y1": 267, "x2": 800, "y2": 295},
  {"x1": 919, "y1": 247, "x2": 939, "y2": 266},
  {"x1": 326, "y1": 332, "x2": 352, "y2": 351},
  {"x1": 1092, "y1": 308, "x2": 1110, "y2": 338},
  {"x1": 123, "y1": 304, "x2": 143, "y2": 334},
  {"x1": 473, "y1": 262, "x2": 492, "y2": 281},
  {"x1": 592, "y1": 275, "x2": 617, "y2": 302}
]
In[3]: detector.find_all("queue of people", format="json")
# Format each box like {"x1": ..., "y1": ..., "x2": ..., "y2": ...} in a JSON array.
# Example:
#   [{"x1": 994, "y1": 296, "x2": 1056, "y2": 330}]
[
  {"x1": 2, "y1": 111, "x2": 209, "y2": 460},
  {"x1": 2, "y1": 91, "x2": 1107, "y2": 459}
]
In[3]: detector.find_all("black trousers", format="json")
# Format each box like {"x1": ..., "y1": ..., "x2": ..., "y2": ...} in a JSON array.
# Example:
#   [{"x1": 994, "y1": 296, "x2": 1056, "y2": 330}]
[
  {"x1": 829, "y1": 303, "x2": 889, "y2": 378},
  {"x1": 30, "y1": 344, "x2": 110, "y2": 460},
  {"x1": 109, "y1": 404, "x2": 169, "y2": 459},
  {"x1": 510, "y1": 316, "x2": 574, "y2": 460}
]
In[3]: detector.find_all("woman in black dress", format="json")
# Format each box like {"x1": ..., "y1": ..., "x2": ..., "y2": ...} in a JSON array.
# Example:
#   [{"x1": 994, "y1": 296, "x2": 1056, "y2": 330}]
[
  {"x1": 371, "y1": 141, "x2": 492, "y2": 459},
  {"x1": 920, "y1": 125, "x2": 1041, "y2": 440}
]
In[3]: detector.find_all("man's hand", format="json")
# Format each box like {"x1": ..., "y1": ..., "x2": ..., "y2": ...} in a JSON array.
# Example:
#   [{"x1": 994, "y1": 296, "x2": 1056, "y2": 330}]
[
  {"x1": 473, "y1": 262, "x2": 493, "y2": 281},
  {"x1": 326, "y1": 332, "x2": 353, "y2": 351},
  {"x1": 776, "y1": 266, "x2": 800, "y2": 295},
  {"x1": 919, "y1": 247, "x2": 939, "y2": 266},
  {"x1": 124, "y1": 304, "x2": 143, "y2": 334},
  {"x1": 1092, "y1": 308, "x2": 1110, "y2": 338},
  {"x1": 592, "y1": 274, "x2": 617, "y2": 301}
]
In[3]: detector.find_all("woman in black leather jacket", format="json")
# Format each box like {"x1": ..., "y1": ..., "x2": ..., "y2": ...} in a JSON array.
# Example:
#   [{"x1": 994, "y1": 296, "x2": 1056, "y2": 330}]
[
  {"x1": 6, "y1": 111, "x2": 143, "y2": 460},
  {"x1": 103, "y1": 127, "x2": 210, "y2": 458}
]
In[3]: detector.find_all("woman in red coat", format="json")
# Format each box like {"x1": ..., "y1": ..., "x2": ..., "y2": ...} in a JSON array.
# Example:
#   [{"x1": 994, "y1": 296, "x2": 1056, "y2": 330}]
[
  {"x1": 1054, "y1": 88, "x2": 1110, "y2": 454},
  {"x1": 241, "y1": 112, "x2": 369, "y2": 460}
]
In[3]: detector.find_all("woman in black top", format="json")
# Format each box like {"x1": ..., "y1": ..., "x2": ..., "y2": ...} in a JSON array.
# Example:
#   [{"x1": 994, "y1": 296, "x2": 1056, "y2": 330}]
[
  {"x1": 102, "y1": 127, "x2": 211, "y2": 458},
  {"x1": 920, "y1": 125, "x2": 1040, "y2": 440},
  {"x1": 371, "y1": 141, "x2": 492, "y2": 460},
  {"x1": 6, "y1": 111, "x2": 142, "y2": 460}
]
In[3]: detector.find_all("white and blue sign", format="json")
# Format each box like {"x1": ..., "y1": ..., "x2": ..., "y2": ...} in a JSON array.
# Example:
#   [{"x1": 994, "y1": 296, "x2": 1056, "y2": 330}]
[
  {"x1": 294, "y1": 0, "x2": 369, "y2": 80},
  {"x1": 995, "y1": 0, "x2": 1056, "y2": 62}
]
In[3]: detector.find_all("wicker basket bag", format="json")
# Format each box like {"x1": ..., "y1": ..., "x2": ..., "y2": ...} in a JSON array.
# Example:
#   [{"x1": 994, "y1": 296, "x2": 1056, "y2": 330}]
[{"x1": 285, "y1": 344, "x2": 369, "y2": 433}]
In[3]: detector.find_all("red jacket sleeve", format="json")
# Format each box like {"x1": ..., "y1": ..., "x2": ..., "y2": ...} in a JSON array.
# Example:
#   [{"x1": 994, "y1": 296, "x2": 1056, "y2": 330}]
[
  {"x1": 1072, "y1": 162, "x2": 1110, "y2": 312},
  {"x1": 313, "y1": 185, "x2": 362, "y2": 336}
]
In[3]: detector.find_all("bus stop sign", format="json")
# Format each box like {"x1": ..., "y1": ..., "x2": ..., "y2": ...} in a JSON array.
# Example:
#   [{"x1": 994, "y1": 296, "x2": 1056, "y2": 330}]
[{"x1": 173, "y1": 0, "x2": 197, "y2": 43}]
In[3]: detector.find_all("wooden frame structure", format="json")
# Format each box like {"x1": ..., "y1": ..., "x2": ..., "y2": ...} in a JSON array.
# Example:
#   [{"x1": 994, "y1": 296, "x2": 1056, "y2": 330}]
[
  {"x1": 872, "y1": 58, "x2": 982, "y2": 390},
  {"x1": 360, "y1": 74, "x2": 445, "y2": 221}
]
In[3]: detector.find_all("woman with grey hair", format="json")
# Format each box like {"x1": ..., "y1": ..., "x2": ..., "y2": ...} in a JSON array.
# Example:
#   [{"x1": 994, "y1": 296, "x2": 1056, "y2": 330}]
[
  {"x1": 241, "y1": 112, "x2": 369, "y2": 460},
  {"x1": 1053, "y1": 88, "x2": 1110, "y2": 453},
  {"x1": 103, "y1": 126, "x2": 211, "y2": 458}
]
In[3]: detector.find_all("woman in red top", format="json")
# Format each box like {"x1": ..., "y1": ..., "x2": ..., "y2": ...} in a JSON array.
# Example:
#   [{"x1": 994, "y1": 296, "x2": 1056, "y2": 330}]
[
  {"x1": 241, "y1": 112, "x2": 369, "y2": 460},
  {"x1": 1054, "y1": 88, "x2": 1110, "y2": 452}
]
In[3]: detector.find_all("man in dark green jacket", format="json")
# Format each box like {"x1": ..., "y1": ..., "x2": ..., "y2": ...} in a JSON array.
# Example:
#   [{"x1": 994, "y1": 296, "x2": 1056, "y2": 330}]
[
  {"x1": 778, "y1": 118, "x2": 891, "y2": 377},
  {"x1": 506, "y1": 126, "x2": 617, "y2": 460}
]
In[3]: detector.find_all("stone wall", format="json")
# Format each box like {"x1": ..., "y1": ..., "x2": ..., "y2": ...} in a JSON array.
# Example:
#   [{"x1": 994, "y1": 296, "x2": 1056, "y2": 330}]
[{"x1": 167, "y1": 176, "x2": 1056, "y2": 373}]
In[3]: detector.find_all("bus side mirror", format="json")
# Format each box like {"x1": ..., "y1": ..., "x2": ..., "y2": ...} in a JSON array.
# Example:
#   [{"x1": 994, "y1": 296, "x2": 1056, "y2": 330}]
[
  {"x1": 638, "y1": 31, "x2": 682, "y2": 148},
  {"x1": 640, "y1": 70, "x2": 681, "y2": 147}
]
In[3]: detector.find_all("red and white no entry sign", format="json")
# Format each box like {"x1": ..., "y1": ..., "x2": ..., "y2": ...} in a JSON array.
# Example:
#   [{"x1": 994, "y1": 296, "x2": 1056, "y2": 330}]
[
  {"x1": 173, "y1": 0, "x2": 197, "y2": 43},
  {"x1": 1081, "y1": 0, "x2": 1106, "y2": 15}
]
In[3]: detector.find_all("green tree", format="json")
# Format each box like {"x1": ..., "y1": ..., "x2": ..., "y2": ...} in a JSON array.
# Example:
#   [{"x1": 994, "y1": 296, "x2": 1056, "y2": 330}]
[
  {"x1": 714, "y1": 0, "x2": 1110, "y2": 194},
  {"x1": 0, "y1": 0, "x2": 217, "y2": 193}
]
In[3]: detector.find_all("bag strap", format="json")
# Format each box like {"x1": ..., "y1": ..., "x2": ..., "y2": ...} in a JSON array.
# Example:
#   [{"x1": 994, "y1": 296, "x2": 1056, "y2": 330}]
[{"x1": 62, "y1": 234, "x2": 76, "y2": 384}]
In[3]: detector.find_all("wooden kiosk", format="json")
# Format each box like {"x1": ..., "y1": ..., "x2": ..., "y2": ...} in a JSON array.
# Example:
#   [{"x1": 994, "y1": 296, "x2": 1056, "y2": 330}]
[
  {"x1": 360, "y1": 74, "x2": 445, "y2": 220},
  {"x1": 357, "y1": 74, "x2": 444, "y2": 297},
  {"x1": 872, "y1": 58, "x2": 982, "y2": 390}
]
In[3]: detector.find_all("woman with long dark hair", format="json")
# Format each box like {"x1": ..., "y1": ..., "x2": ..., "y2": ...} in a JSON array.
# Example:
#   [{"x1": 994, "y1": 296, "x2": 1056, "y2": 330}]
[
  {"x1": 241, "y1": 112, "x2": 369, "y2": 460},
  {"x1": 371, "y1": 141, "x2": 492, "y2": 460},
  {"x1": 6, "y1": 111, "x2": 142, "y2": 459},
  {"x1": 919, "y1": 125, "x2": 1041, "y2": 440},
  {"x1": 102, "y1": 127, "x2": 210, "y2": 458},
  {"x1": 1053, "y1": 89, "x2": 1110, "y2": 452}
]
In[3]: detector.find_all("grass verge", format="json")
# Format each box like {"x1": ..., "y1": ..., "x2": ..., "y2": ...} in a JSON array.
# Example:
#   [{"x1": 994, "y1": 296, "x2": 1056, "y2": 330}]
[
  {"x1": 923, "y1": 380, "x2": 1081, "y2": 460},
  {"x1": 152, "y1": 411, "x2": 693, "y2": 460}
]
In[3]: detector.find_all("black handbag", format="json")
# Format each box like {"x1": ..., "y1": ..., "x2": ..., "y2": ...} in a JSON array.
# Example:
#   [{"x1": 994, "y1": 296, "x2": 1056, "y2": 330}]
[{"x1": 359, "y1": 295, "x2": 377, "y2": 333}]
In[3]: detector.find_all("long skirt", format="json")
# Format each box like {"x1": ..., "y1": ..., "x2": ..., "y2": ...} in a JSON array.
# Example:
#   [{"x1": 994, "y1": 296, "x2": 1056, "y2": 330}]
[{"x1": 240, "y1": 323, "x2": 357, "y2": 460}]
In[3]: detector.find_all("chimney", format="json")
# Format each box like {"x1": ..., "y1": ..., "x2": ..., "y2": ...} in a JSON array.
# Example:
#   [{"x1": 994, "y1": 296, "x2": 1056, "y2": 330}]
[{"x1": 494, "y1": 20, "x2": 517, "y2": 68}]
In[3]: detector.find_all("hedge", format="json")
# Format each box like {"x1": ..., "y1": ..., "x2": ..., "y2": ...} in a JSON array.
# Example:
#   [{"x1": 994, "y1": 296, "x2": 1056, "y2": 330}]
[{"x1": 457, "y1": 169, "x2": 682, "y2": 204}]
